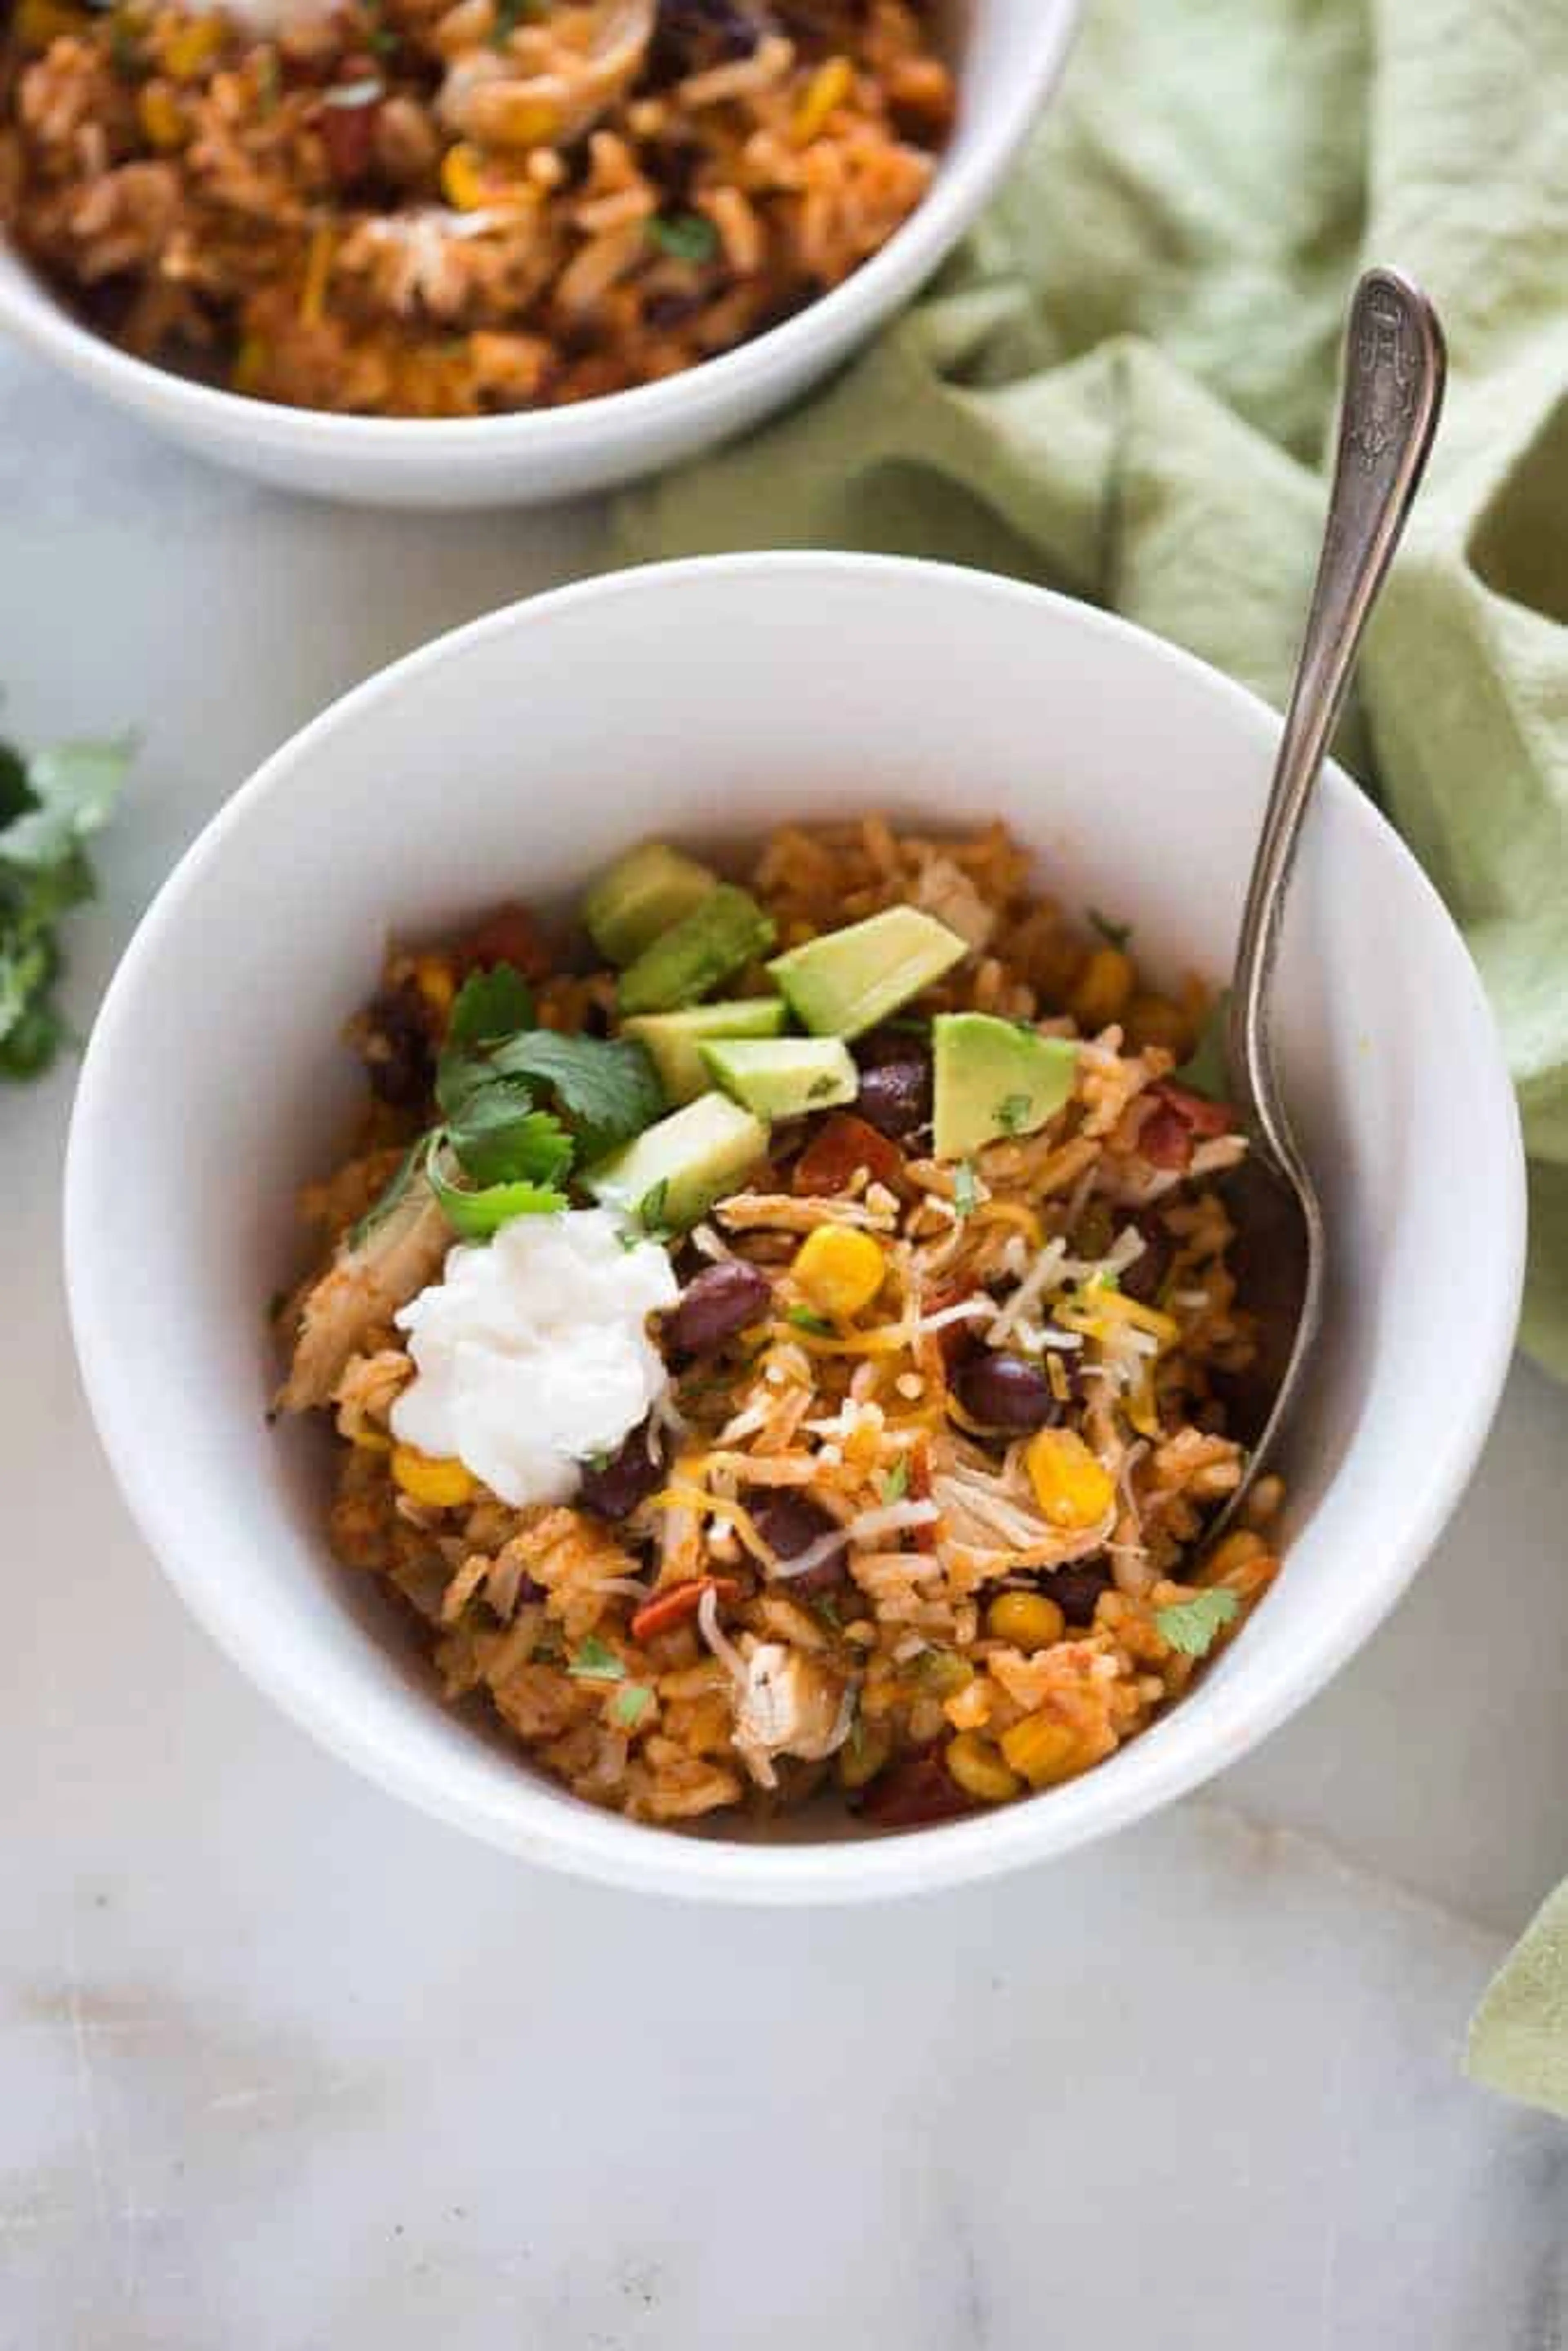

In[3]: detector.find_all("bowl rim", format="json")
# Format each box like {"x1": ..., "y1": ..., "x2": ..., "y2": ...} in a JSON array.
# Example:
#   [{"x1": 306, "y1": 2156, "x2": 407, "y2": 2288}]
[
  {"x1": 0, "y1": 0, "x2": 1083, "y2": 458},
  {"x1": 65, "y1": 553, "x2": 1527, "y2": 1904}
]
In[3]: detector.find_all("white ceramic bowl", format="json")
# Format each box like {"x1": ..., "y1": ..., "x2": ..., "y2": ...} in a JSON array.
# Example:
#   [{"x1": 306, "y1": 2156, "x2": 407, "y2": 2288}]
[
  {"x1": 66, "y1": 555, "x2": 1525, "y2": 1902},
  {"x1": 0, "y1": 1, "x2": 1079, "y2": 508}
]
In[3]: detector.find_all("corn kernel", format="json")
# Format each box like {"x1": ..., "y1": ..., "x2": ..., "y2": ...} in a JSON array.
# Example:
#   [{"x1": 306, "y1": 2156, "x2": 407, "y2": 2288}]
[
  {"x1": 476, "y1": 89, "x2": 558, "y2": 147},
  {"x1": 1122, "y1": 992, "x2": 1189, "y2": 1054},
  {"x1": 164, "y1": 13, "x2": 224, "y2": 78},
  {"x1": 1024, "y1": 1428, "x2": 1115, "y2": 1530},
  {"x1": 440, "y1": 140, "x2": 488, "y2": 212},
  {"x1": 945, "y1": 1730, "x2": 1021, "y2": 1805},
  {"x1": 986, "y1": 1590, "x2": 1065, "y2": 1652},
  {"x1": 137, "y1": 81, "x2": 184, "y2": 149},
  {"x1": 1068, "y1": 945, "x2": 1135, "y2": 1032},
  {"x1": 793, "y1": 1225, "x2": 886, "y2": 1319},
  {"x1": 350, "y1": 1426, "x2": 392, "y2": 1453},
  {"x1": 392, "y1": 1446, "x2": 477, "y2": 1509},
  {"x1": 1000, "y1": 1713, "x2": 1083, "y2": 1789},
  {"x1": 793, "y1": 53, "x2": 853, "y2": 143}
]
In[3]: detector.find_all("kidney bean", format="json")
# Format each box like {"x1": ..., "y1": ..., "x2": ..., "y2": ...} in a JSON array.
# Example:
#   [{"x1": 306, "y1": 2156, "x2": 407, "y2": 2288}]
[
  {"x1": 857, "y1": 1743, "x2": 978, "y2": 1827},
  {"x1": 753, "y1": 1491, "x2": 843, "y2": 1573},
  {"x1": 318, "y1": 88, "x2": 381, "y2": 186},
  {"x1": 664, "y1": 1259, "x2": 771, "y2": 1356},
  {"x1": 793, "y1": 1111, "x2": 904, "y2": 1198},
  {"x1": 953, "y1": 1351, "x2": 1060, "y2": 1432},
  {"x1": 852, "y1": 1030, "x2": 933, "y2": 1139},
  {"x1": 577, "y1": 1423, "x2": 663, "y2": 1521},
  {"x1": 1119, "y1": 1212, "x2": 1173, "y2": 1305}
]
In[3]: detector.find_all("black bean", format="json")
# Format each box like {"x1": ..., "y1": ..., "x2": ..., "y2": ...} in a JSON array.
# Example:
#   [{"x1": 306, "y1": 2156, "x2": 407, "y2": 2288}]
[
  {"x1": 852, "y1": 1030, "x2": 932, "y2": 1139},
  {"x1": 362, "y1": 985, "x2": 433, "y2": 1108},
  {"x1": 577, "y1": 1424, "x2": 663, "y2": 1521},
  {"x1": 952, "y1": 1351, "x2": 1060, "y2": 1432},
  {"x1": 1034, "y1": 1560, "x2": 1114, "y2": 1626},
  {"x1": 664, "y1": 1259, "x2": 772, "y2": 1357},
  {"x1": 753, "y1": 1491, "x2": 844, "y2": 1590},
  {"x1": 1119, "y1": 1212, "x2": 1173, "y2": 1305}
]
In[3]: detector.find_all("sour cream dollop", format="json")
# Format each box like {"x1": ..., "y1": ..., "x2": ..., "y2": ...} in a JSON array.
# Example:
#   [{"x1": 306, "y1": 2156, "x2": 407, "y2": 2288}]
[{"x1": 390, "y1": 1210, "x2": 679, "y2": 1509}]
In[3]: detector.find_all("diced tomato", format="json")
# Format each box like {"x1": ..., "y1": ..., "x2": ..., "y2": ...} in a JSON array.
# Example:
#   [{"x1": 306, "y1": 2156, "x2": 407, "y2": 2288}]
[
  {"x1": 458, "y1": 903, "x2": 553, "y2": 982},
  {"x1": 630, "y1": 1575, "x2": 740, "y2": 1645},
  {"x1": 793, "y1": 1111, "x2": 904, "y2": 1199},
  {"x1": 1140, "y1": 1080, "x2": 1234, "y2": 1170},
  {"x1": 318, "y1": 91, "x2": 380, "y2": 185},
  {"x1": 857, "y1": 1743, "x2": 977, "y2": 1828}
]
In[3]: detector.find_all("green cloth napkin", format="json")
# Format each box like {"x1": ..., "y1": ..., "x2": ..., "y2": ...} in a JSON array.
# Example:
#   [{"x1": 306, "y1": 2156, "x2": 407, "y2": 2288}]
[
  {"x1": 616, "y1": 0, "x2": 1568, "y2": 2115},
  {"x1": 617, "y1": 0, "x2": 1568, "y2": 1375}
]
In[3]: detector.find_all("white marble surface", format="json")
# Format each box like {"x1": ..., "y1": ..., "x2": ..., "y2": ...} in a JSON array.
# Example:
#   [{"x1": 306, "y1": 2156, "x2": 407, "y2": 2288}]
[{"x1": 2, "y1": 348, "x2": 1566, "y2": 2349}]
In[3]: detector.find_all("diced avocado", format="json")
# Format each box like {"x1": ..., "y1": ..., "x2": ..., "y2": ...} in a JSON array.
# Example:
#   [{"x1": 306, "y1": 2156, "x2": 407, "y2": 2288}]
[
  {"x1": 701, "y1": 1035, "x2": 858, "y2": 1121},
  {"x1": 585, "y1": 1091, "x2": 768, "y2": 1231},
  {"x1": 583, "y1": 841, "x2": 717, "y2": 967},
  {"x1": 623, "y1": 997, "x2": 788, "y2": 1106},
  {"x1": 931, "y1": 1013, "x2": 1077, "y2": 1161},
  {"x1": 768, "y1": 907, "x2": 967, "y2": 1040},
  {"x1": 617, "y1": 885, "x2": 777, "y2": 1017}
]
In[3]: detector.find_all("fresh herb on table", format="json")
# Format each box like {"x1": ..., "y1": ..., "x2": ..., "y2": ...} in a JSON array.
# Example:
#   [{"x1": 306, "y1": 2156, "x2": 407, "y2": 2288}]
[
  {"x1": 646, "y1": 212, "x2": 719, "y2": 265},
  {"x1": 1154, "y1": 1587, "x2": 1241, "y2": 1659},
  {"x1": 0, "y1": 730, "x2": 130, "y2": 1081}
]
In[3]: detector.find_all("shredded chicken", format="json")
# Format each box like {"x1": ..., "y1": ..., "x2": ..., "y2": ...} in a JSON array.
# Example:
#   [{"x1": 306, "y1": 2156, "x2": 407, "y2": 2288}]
[{"x1": 278, "y1": 1175, "x2": 450, "y2": 1412}]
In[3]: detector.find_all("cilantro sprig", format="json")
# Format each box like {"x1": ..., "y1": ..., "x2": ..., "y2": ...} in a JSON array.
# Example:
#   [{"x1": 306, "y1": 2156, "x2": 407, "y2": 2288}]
[
  {"x1": 0, "y1": 731, "x2": 131, "y2": 1080},
  {"x1": 361, "y1": 962, "x2": 665, "y2": 1242},
  {"x1": 1154, "y1": 1587, "x2": 1241, "y2": 1658}
]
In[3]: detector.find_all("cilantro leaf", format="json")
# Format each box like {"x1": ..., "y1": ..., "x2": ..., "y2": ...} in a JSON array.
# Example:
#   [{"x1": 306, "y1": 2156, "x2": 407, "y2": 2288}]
[
  {"x1": 880, "y1": 1457, "x2": 910, "y2": 1502},
  {"x1": 787, "y1": 1304, "x2": 835, "y2": 1336},
  {"x1": 427, "y1": 1139, "x2": 568, "y2": 1237},
  {"x1": 1154, "y1": 1587, "x2": 1241, "y2": 1658},
  {"x1": 952, "y1": 1160, "x2": 978, "y2": 1219},
  {"x1": 646, "y1": 211, "x2": 719, "y2": 265},
  {"x1": 1087, "y1": 907, "x2": 1133, "y2": 952},
  {"x1": 446, "y1": 1083, "x2": 572, "y2": 1189},
  {"x1": 567, "y1": 1633, "x2": 626, "y2": 1682},
  {"x1": 610, "y1": 1682, "x2": 654, "y2": 1729},
  {"x1": 488, "y1": 1028, "x2": 664, "y2": 1155},
  {"x1": 447, "y1": 960, "x2": 534, "y2": 1051},
  {"x1": 995, "y1": 1092, "x2": 1032, "y2": 1135},
  {"x1": 1176, "y1": 989, "x2": 1229, "y2": 1098},
  {"x1": 633, "y1": 1178, "x2": 672, "y2": 1241}
]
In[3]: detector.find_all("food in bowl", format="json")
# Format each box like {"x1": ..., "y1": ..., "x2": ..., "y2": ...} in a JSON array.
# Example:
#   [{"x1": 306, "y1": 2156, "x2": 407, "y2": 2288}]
[
  {"x1": 0, "y1": 0, "x2": 952, "y2": 417},
  {"x1": 274, "y1": 816, "x2": 1285, "y2": 1830}
]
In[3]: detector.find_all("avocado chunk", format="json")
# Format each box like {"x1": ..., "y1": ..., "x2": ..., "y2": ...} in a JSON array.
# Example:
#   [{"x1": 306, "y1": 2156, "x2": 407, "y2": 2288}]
[
  {"x1": 768, "y1": 907, "x2": 967, "y2": 1040},
  {"x1": 623, "y1": 997, "x2": 788, "y2": 1106},
  {"x1": 617, "y1": 885, "x2": 777, "y2": 1017},
  {"x1": 583, "y1": 841, "x2": 717, "y2": 967},
  {"x1": 701, "y1": 1035, "x2": 858, "y2": 1121},
  {"x1": 585, "y1": 1091, "x2": 768, "y2": 1231},
  {"x1": 931, "y1": 1013, "x2": 1078, "y2": 1161}
]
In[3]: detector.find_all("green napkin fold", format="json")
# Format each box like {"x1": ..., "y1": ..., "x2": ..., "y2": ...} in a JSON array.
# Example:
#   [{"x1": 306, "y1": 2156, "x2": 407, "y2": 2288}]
[
  {"x1": 615, "y1": 0, "x2": 1568, "y2": 2114},
  {"x1": 617, "y1": 0, "x2": 1568, "y2": 1377}
]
